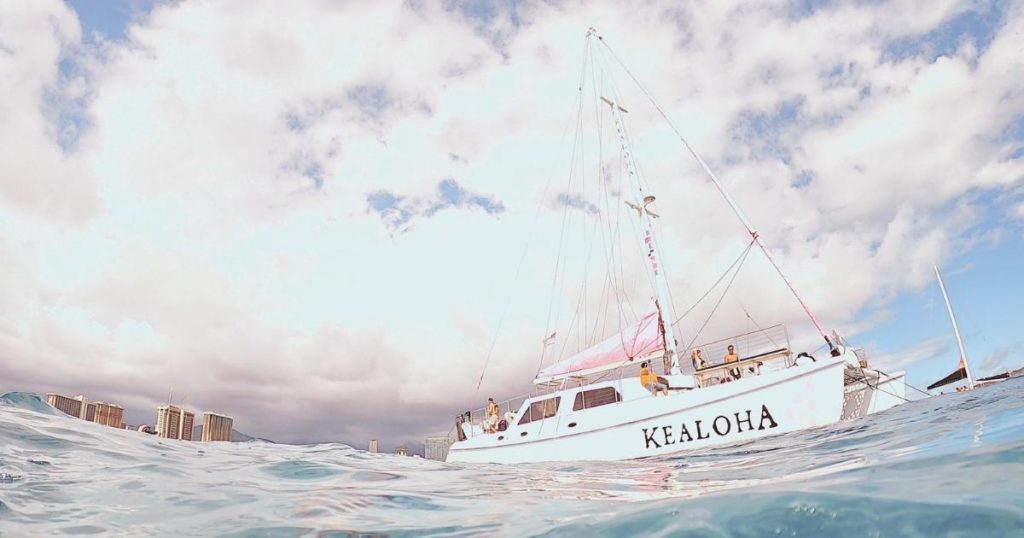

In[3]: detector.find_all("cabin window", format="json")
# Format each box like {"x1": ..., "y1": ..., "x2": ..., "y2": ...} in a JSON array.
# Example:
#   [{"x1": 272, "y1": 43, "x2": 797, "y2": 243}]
[
  {"x1": 518, "y1": 397, "x2": 561, "y2": 425},
  {"x1": 572, "y1": 387, "x2": 622, "y2": 411}
]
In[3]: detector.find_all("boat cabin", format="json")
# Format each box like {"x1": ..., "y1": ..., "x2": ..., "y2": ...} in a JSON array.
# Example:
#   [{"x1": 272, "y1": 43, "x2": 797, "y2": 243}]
[{"x1": 456, "y1": 324, "x2": 795, "y2": 442}]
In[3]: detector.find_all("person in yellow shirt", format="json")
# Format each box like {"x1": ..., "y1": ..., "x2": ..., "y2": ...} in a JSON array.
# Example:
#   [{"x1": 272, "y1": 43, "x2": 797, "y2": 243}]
[{"x1": 639, "y1": 361, "x2": 668, "y2": 396}]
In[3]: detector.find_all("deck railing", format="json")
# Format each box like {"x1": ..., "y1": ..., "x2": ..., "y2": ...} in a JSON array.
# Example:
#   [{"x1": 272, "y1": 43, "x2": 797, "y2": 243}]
[{"x1": 457, "y1": 324, "x2": 794, "y2": 438}]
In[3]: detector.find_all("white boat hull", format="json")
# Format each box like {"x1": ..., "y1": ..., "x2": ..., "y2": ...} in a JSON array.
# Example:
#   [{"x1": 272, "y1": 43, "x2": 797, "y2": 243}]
[{"x1": 447, "y1": 357, "x2": 846, "y2": 464}]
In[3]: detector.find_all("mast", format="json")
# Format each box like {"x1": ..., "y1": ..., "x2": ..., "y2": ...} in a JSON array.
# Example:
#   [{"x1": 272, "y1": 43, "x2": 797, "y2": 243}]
[
  {"x1": 603, "y1": 96, "x2": 681, "y2": 375},
  {"x1": 933, "y1": 265, "x2": 975, "y2": 390}
]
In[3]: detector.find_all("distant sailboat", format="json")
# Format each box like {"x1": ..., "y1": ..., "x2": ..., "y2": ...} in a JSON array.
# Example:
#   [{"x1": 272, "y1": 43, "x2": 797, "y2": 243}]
[{"x1": 927, "y1": 266, "x2": 1009, "y2": 392}]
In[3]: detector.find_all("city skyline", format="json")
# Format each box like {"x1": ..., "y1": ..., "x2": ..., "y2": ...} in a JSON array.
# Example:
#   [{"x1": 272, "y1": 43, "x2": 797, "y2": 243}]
[
  {"x1": 46, "y1": 393, "x2": 124, "y2": 429},
  {"x1": 45, "y1": 390, "x2": 237, "y2": 442}
]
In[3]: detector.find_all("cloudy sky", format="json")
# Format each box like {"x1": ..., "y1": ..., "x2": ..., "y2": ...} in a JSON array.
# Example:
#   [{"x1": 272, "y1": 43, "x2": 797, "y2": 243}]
[{"x1": 1, "y1": 0, "x2": 1022, "y2": 449}]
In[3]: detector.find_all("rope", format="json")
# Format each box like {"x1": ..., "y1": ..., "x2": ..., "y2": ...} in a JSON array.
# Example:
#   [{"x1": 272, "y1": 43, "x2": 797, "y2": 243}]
[
  {"x1": 594, "y1": 32, "x2": 831, "y2": 346},
  {"x1": 735, "y1": 298, "x2": 782, "y2": 350},
  {"x1": 670, "y1": 239, "x2": 756, "y2": 329},
  {"x1": 477, "y1": 38, "x2": 593, "y2": 393},
  {"x1": 679, "y1": 240, "x2": 754, "y2": 354}
]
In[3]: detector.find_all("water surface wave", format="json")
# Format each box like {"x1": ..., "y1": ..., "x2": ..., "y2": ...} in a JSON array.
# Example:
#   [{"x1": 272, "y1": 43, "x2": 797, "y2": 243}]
[{"x1": 1, "y1": 381, "x2": 1022, "y2": 536}]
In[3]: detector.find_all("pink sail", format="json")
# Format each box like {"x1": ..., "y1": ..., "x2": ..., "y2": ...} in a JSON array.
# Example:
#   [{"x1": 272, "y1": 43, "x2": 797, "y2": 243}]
[{"x1": 536, "y1": 310, "x2": 664, "y2": 381}]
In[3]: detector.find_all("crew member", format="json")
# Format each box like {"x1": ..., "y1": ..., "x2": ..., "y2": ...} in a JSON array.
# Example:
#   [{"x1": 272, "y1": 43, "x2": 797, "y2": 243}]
[
  {"x1": 724, "y1": 345, "x2": 741, "y2": 379},
  {"x1": 640, "y1": 361, "x2": 668, "y2": 396},
  {"x1": 484, "y1": 398, "x2": 500, "y2": 433}
]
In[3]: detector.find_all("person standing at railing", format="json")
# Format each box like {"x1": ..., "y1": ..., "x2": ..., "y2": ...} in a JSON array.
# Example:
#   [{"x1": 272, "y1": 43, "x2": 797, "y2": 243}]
[
  {"x1": 691, "y1": 349, "x2": 709, "y2": 370},
  {"x1": 484, "y1": 398, "x2": 500, "y2": 433},
  {"x1": 724, "y1": 345, "x2": 741, "y2": 380}
]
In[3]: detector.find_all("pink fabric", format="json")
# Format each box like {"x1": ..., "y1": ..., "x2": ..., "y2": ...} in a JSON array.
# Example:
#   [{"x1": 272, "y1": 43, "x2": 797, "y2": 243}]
[{"x1": 536, "y1": 310, "x2": 664, "y2": 380}]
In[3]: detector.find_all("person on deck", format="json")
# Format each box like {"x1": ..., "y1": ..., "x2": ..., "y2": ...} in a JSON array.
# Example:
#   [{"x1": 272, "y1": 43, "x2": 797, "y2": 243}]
[
  {"x1": 484, "y1": 398, "x2": 500, "y2": 433},
  {"x1": 639, "y1": 361, "x2": 669, "y2": 396},
  {"x1": 724, "y1": 345, "x2": 741, "y2": 379},
  {"x1": 691, "y1": 349, "x2": 709, "y2": 370}
]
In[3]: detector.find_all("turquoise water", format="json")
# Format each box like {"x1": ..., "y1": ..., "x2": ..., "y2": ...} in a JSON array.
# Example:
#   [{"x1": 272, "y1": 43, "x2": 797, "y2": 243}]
[{"x1": 1, "y1": 380, "x2": 1022, "y2": 537}]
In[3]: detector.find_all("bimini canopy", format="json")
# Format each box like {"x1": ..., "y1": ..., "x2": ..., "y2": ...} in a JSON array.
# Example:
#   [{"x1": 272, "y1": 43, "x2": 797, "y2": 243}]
[{"x1": 534, "y1": 310, "x2": 664, "y2": 385}]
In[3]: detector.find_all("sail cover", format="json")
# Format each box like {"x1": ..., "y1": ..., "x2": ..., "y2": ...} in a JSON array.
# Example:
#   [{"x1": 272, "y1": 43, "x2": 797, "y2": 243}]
[
  {"x1": 535, "y1": 310, "x2": 664, "y2": 383},
  {"x1": 927, "y1": 367, "x2": 967, "y2": 390},
  {"x1": 927, "y1": 356, "x2": 968, "y2": 390},
  {"x1": 978, "y1": 372, "x2": 1010, "y2": 383}
]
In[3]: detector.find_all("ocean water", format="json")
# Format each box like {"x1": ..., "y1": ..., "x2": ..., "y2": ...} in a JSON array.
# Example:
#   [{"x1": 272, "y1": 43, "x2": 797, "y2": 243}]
[{"x1": 1, "y1": 381, "x2": 1022, "y2": 537}]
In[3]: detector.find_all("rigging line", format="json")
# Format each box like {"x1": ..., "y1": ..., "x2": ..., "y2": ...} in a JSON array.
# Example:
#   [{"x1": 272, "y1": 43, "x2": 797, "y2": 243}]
[
  {"x1": 680, "y1": 240, "x2": 754, "y2": 353},
  {"x1": 591, "y1": 42, "x2": 632, "y2": 347},
  {"x1": 603, "y1": 43, "x2": 683, "y2": 329},
  {"x1": 670, "y1": 239, "x2": 756, "y2": 328},
  {"x1": 578, "y1": 41, "x2": 595, "y2": 350},
  {"x1": 537, "y1": 118, "x2": 579, "y2": 374},
  {"x1": 734, "y1": 297, "x2": 781, "y2": 350},
  {"x1": 848, "y1": 360, "x2": 911, "y2": 403},
  {"x1": 479, "y1": 38, "x2": 591, "y2": 393},
  {"x1": 559, "y1": 50, "x2": 601, "y2": 366},
  {"x1": 594, "y1": 42, "x2": 685, "y2": 339},
  {"x1": 592, "y1": 40, "x2": 655, "y2": 315},
  {"x1": 614, "y1": 158, "x2": 638, "y2": 322},
  {"x1": 876, "y1": 368, "x2": 931, "y2": 398},
  {"x1": 476, "y1": 105, "x2": 573, "y2": 393},
  {"x1": 587, "y1": 38, "x2": 612, "y2": 347},
  {"x1": 557, "y1": 219, "x2": 606, "y2": 363},
  {"x1": 594, "y1": 34, "x2": 831, "y2": 346},
  {"x1": 536, "y1": 34, "x2": 595, "y2": 377}
]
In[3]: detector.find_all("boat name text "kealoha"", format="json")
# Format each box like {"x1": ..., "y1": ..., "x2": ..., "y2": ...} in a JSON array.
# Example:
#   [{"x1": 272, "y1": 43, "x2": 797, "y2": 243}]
[{"x1": 641, "y1": 404, "x2": 779, "y2": 449}]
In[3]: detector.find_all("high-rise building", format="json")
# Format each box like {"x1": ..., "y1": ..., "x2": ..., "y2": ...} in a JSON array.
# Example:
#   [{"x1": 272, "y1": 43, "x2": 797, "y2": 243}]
[
  {"x1": 46, "y1": 393, "x2": 82, "y2": 417},
  {"x1": 46, "y1": 393, "x2": 122, "y2": 429},
  {"x1": 425, "y1": 436, "x2": 451, "y2": 461},
  {"x1": 73, "y1": 396, "x2": 99, "y2": 422},
  {"x1": 368, "y1": 439, "x2": 379, "y2": 453},
  {"x1": 156, "y1": 405, "x2": 182, "y2": 439},
  {"x1": 201, "y1": 412, "x2": 233, "y2": 442},
  {"x1": 74, "y1": 395, "x2": 89, "y2": 419},
  {"x1": 155, "y1": 405, "x2": 196, "y2": 440},
  {"x1": 179, "y1": 409, "x2": 195, "y2": 441},
  {"x1": 93, "y1": 402, "x2": 124, "y2": 429},
  {"x1": 82, "y1": 401, "x2": 96, "y2": 422}
]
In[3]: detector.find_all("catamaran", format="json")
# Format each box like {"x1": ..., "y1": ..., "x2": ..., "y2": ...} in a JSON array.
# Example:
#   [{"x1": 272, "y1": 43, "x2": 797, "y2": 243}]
[{"x1": 447, "y1": 30, "x2": 905, "y2": 464}]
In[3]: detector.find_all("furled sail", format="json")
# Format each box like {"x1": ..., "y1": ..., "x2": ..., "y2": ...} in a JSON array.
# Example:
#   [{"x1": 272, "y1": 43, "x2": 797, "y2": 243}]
[
  {"x1": 535, "y1": 310, "x2": 664, "y2": 384},
  {"x1": 977, "y1": 372, "x2": 1010, "y2": 383}
]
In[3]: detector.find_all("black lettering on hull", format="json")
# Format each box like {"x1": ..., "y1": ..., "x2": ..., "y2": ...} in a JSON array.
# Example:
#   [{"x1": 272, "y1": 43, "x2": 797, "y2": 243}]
[
  {"x1": 758, "y1": 405, "x2": 779, "y2": 430},
  {"x1": 641, "y1": 404, "x2": 781, "y2": 450}
]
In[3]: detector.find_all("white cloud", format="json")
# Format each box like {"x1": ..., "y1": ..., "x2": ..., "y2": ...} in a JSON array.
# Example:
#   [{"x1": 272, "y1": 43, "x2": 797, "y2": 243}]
[
  {"x1": 0, "y1": 1, "x2": 96, "y2": 221},
  {"x1": 1013, "y1": 202, "x2": 1024, "y2": 220},
  {"x1": 1, "y1": 0, "x2": 1022, "y2": 445}
]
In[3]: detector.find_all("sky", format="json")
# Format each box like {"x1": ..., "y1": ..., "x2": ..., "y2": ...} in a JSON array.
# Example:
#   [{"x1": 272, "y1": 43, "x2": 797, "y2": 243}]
[{"x1": 1, "y1": 0, "x2": 1022, "y2": 449}]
